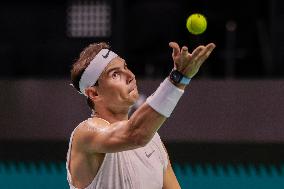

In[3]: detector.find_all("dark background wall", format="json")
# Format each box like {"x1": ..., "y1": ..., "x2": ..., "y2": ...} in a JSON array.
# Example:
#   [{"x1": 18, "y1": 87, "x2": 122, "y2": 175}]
[
  {"x1": 0, "y1": 0, "x2": 283, "y2": 79},
  {"x1": 1, "y1": 79, "x2": 284, "y2": 143}
]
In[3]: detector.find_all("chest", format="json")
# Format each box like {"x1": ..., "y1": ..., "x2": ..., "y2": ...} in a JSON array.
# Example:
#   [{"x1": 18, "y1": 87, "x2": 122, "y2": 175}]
[{"x1": 121, "y1": 139, "x2": 166, "y2": 188}]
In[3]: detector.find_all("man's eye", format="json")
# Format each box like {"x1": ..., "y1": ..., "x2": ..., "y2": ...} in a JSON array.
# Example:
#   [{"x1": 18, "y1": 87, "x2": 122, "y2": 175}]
[{"x1": 112, "y1": 72, "x2": 120, "y2": 79}]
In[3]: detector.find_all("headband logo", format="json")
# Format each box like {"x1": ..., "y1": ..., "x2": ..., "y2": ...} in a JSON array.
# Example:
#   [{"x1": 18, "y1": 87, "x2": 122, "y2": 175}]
[{"x1": 102, "y1": 50, "x2": 111, "y2": 59}]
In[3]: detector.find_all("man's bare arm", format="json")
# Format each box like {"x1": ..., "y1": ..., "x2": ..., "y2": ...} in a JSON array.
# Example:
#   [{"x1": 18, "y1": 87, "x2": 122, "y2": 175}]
[
  {"x1": 162, "y1": 142, "x2": 181, "y2": 189},
  {"x1": 163, "y1": 161, "x2": 181, "y2": 189},
  {"x1": 76, "y1": 103, "x2": 166, "y2": 153}
]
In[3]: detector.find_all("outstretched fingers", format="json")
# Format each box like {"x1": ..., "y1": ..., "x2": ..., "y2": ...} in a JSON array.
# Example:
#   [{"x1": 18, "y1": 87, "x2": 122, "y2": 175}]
[
  {"x1": 169, "y1": 42, "x2": 180, "y2": 57},
  {"x1": 206, "y1": 43, "x2": 216, "y2": 54},
  {"x1": 191, "y1": 46, "x2": 205, "y2": 61},
  {"x1": 181, "y1": 46, "x2": 189, "y2": 60},
  {"x1": 196, "y1": 43, "x2": 216, "y2": 66}
]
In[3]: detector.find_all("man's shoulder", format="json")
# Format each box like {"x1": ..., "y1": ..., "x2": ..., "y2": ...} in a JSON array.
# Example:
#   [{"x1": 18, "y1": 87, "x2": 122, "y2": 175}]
[
  {"x1": 73, "y1": 118, "x2": 109, "y2": 145},
  {"x1": 75, "y1": 118, "x2": 109, "y2": 132}
]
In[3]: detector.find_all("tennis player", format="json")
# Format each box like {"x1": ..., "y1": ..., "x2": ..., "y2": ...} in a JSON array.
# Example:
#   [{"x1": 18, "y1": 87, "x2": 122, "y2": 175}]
[{"x1": 67, "y1": 41, "x2": 215, "y2": 189}]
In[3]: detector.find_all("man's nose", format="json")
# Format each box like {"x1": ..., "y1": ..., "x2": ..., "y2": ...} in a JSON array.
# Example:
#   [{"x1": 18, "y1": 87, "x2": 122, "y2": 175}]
[{"x1": 125, "y1": 70, "x2": 135, "y2": 84}]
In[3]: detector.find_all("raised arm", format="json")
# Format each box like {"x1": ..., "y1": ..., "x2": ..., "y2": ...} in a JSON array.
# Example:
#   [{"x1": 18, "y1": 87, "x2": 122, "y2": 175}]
[{"x1": 76, "y1": 42, "x2": 215, "y2": 154}]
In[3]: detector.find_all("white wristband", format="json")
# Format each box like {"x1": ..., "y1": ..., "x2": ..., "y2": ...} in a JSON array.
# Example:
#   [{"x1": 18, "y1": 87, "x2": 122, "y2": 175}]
[{"x1": 146, "y1": 78, "x2": 185, "y2": 117}]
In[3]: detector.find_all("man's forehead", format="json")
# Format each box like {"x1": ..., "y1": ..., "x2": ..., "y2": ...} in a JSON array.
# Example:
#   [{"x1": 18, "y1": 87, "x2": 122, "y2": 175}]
[{"x1": 104, "y1": 57, "x2": 125, "y2": 71}]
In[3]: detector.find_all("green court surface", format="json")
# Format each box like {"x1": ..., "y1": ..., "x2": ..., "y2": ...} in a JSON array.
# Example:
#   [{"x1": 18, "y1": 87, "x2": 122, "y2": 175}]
[
  {"x1": 174, "y1": 163, "x2": 284, "y2": 189},
  {"x1": 0, "y1": 161, "x2": 68, "y2": 189},
  {"x1": 1, "y1": 161, "x2": 284, "y2": 188}
]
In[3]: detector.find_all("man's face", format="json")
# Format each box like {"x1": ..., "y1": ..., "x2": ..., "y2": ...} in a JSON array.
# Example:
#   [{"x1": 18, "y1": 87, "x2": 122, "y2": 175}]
[{"x1": 96, "y1": 57, "x2": 139, "y2": 110}]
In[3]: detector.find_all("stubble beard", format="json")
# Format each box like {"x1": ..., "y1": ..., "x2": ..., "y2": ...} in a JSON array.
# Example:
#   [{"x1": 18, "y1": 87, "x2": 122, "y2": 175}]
[{"x1": 126, "y1": 88, "x2": 139, "y2": 106}]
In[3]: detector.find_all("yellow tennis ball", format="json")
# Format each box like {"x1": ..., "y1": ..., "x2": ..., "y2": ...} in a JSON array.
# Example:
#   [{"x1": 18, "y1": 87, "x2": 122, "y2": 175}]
[{"x1": 186, "y1": 13, "x2": 207, "y2": 35}]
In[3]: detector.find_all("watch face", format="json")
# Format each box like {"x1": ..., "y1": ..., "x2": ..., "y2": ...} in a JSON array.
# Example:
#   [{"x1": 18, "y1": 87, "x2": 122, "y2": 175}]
[{"x1": 171, "y1": 70, "x2": 182, "y2": 83}]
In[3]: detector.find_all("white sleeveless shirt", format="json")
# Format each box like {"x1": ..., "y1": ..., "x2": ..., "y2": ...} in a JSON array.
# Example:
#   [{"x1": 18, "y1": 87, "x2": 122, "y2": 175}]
[{"x1": 66, "y1": 120, "x2": 168, "y2": 189}]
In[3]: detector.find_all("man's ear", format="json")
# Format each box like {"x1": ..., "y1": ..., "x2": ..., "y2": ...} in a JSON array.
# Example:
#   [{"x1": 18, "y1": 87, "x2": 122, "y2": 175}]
[{"x1": 85, "y1": 87, "x2": 101, "y2": 102}]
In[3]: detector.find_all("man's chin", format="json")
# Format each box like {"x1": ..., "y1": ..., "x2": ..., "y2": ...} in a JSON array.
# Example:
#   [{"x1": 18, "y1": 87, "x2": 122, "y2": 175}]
[{"x1": 128, "y1": 90, "x2": 139, "y2": 104}]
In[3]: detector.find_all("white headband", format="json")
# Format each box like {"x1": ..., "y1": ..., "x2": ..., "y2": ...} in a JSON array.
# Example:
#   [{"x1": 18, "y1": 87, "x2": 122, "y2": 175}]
[{"x1": 79, "y1": 49, "x2": 118, "y2": 96}]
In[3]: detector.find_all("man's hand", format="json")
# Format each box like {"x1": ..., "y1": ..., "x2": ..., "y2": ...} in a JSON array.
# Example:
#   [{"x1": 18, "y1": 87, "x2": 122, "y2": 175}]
[{"x1": 169, "y1": 42, "x2": 215, "y2": 78}]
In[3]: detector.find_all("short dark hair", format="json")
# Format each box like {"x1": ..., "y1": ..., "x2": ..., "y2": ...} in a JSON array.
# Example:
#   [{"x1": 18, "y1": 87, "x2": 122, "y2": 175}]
[{"x1": 70, "y1": 42, "x2": 110, "y2": 110}]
